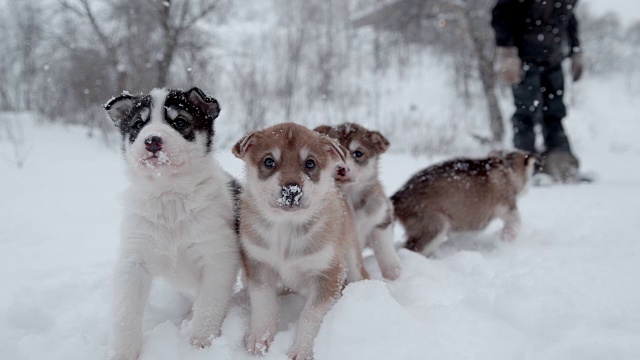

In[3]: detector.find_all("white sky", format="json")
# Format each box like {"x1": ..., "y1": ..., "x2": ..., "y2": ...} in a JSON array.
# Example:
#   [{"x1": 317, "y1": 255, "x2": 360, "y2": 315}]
[{"x1": 582, "y1": 0, "x2": 640, "y2": 26}]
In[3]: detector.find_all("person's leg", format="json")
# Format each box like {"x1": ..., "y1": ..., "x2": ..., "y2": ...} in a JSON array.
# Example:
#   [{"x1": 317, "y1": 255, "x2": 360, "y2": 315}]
[
  {"x1": 540, "y1": 65, "x2": 572, "y2": 153},
  {"x1": 511, "y1": 65, "x2": 542, "y2": 153},
  {"x1": 539, "y1": 65, "x2": 580, "y2": 182}
]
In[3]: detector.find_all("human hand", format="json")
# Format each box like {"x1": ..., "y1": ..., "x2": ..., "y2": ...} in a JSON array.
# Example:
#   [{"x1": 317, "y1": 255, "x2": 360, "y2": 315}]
[
  {"x1": 571, "y1": 52, "x2": 584, "y2": 82},
  {"x1": 496, "y1": 46, "x2": 523, "y2": 85}
]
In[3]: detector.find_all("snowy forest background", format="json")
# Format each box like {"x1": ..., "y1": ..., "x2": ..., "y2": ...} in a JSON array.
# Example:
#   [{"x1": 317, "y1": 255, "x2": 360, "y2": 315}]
[{"x1": 1, "y1": 0, "x2": 639, "y2": 166}]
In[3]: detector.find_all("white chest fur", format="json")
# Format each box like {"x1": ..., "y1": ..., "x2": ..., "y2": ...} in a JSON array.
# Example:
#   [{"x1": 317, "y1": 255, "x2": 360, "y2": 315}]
[
  {"x1": 121, "y1": 173, "x2": 235, "y2": 288},
  {"x1": 242, "y1": 220, "x2": 335, "y2": 290}
]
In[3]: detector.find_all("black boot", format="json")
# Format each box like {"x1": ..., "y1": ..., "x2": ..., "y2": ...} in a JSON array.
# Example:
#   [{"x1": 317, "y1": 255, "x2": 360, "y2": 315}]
[
  {"x1": 539, "y1": 116, "x2": 580, "y2": 182},
  {"x1": 542, "y1": 116, "x2": 572, "y2": 153},
  {"x1": 512, "y1": 114, "x2": 536, "y2": 153}
]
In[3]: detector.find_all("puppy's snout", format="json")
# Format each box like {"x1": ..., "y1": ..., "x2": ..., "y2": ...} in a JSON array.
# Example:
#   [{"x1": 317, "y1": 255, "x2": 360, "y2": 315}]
[
  {"x1": 336, "y1": 165, "x2": 348, "y2": 177},
  {"x1": 335, "y1": 164, "x2": 353, "y2": 183},
  {"x1": 145, "y1": 135, "x2": 163, "y2": 152},
  {"x1": 278, "y1": 183, "x2": 303, "y2": 207}
]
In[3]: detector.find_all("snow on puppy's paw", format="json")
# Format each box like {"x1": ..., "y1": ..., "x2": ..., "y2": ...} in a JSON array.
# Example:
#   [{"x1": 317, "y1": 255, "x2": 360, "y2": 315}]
[
  {"x1": 245, "y1": 330, "x2": 275, "y2": 355},
  {"x1": 287, "y1": 347, "x2": 314, "y2": 360},
  {"x1": 189, "y1": 332, "x2": 215, "y2": 349},
  {"x1": 107, "y1": 347, "x2": 140, "y2": 360}
]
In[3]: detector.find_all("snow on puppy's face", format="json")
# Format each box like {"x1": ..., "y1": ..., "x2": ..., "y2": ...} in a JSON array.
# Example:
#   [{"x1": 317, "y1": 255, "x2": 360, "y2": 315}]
[
  {"x1": 104, "y1": 87, "x2": 220, "y2": 177},
  {"x1": 233, "y1": 123, "x2": 347, "y2": 219}
]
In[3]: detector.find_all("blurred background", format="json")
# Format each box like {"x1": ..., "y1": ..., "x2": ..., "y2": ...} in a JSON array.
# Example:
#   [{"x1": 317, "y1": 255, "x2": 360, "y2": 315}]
[{"x1": 1, "y1": 0, "x2": 639, "y2": 167}]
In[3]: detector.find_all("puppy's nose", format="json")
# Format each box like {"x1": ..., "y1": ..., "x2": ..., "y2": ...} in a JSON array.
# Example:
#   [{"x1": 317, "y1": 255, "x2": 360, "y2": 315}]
[
  {"x1": 335, "y1": 165, "x2": 352, "y2": 183},
  {"x1": 279, "y1": 183, "x2": 303, "y2": 207},
  {"x1": 145, "y1": 136, "x2": 163, "y2": 152},
  {"x1": 336, "y1": 165, "x2": 349, "y2": 177}
]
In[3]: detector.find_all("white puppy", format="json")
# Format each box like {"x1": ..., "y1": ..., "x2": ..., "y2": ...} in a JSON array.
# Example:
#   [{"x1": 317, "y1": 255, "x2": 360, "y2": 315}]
[{"x1": 104, "y1": 87, "x2": 240, "y2": 360}]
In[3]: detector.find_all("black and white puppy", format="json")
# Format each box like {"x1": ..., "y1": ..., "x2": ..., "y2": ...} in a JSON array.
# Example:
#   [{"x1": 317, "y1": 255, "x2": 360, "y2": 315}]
[{"x1": 104, "y1": 88, "x2": 240, "y2": 360}]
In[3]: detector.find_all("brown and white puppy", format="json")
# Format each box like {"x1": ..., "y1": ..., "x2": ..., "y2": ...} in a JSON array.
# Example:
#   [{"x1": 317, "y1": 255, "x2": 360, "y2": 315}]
[
  {"x1": 233, "y1": 122, "x2": 367, "y2": 360},
  {"x1": 391, "y1": 151, "x2": 536, "y2": 256},
  {"x1": 314, "y1": 123, "x2": 401, "y2": 280}
]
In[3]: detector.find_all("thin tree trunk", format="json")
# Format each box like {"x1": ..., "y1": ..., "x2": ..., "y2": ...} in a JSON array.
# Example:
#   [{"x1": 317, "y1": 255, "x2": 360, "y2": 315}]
[
  {"x1": 463, "y1": 12, "x2": 505, "y2": 144},
  {"x1": 157, "y1": 0, "x2": 176, "y2": 87}
]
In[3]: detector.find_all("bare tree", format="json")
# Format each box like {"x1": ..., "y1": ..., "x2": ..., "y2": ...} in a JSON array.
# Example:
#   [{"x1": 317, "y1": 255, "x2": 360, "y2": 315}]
[
  {"x1": 232, "y1": 58, "x2": 269, "y2": 131},
  {"x1": 626, "y1": 21, "x2": 640, "y2": 94},
  {"x1": 58, "y1": 0, "x2": 225, "y2": 91},
  {"x1": 352, "y1": 0, "x2": 505, "y2": 144},
  {"x1": 272, "y1": 0, "x2": 309, "y2": 119},
  {"x1": 58, "y1": 0, "x2": 129, "y2": 91},
  {"x1": 457, "y1": 0, "x2": 504, "y2": 144},
  {"x1": 0, "y1": 114, "x2": 32, "y2": 168},
  {"x1": 0, "y1": 0, "x2": 47, "y2": 112},
  {"x1": 154, "y1": 0, "x2": 224, "y2": 87}
]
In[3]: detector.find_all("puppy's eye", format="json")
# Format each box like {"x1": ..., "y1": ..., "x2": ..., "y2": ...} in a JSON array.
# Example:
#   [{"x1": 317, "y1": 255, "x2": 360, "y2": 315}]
[
  {"x1": 132, "y1": 120, "x2": 145, "y2": 130},
  {"x1": 353, "y1": 150, "x2": 363, "y2": 158},
  {"x1": 173, "y1": 117, "x2": 189, "y2": 130},
  {"x1": 305, "y1": 159, "x2": 316, "y2": 169},
  {"x1": 264, "y1": 157, "x2": 276, "y2": 169}
]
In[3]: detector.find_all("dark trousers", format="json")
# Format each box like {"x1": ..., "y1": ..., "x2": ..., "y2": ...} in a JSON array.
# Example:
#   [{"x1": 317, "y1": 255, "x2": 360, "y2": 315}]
[{"x1": 511, "y1": 64, "x2": 572, "y2": 154}]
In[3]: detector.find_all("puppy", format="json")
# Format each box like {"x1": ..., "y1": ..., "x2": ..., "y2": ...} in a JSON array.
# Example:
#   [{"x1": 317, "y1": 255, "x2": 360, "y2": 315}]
[
  {"x1": 391, "y1": 151, "x2": 536, "y2": 256},
  {"x1": 104, "y1": 88, "x2": 240, "y2": 360},
  {"x1": 314, "y1": 123, "x2": 401, "y2": 280},
  {"x1": 233, "y1": 122, "x2": 366, "y2": 360}
]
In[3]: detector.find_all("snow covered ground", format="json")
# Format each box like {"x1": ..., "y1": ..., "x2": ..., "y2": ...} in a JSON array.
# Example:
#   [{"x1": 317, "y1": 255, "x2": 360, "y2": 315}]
[{"x1": 1, "y1": 72, "x2": 640, "y2": 360}]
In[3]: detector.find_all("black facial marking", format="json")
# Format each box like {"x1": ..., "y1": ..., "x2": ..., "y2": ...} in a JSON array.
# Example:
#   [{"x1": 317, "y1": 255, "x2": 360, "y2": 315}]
[
  {"x1": 105, "y1": 88, "x2": 221, "y2": 155},
  {"x1": 163, "y1": 88, "x2": 220, "y2": 153},
  {"x1": 104, "y1": 93, "x2": 152, "y2": 152}
]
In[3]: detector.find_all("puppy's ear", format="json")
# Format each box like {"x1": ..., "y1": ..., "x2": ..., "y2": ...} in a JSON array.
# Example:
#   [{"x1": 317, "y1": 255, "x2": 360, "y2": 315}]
[
  {"x1": 369, "y1": 131, "x2": 390, "y2": 153},
  {"x1": 233, "y1": 132, "x2": 257, "y2": 159},
  {"x1": 314, "y1": 125, "x2": 332, "y2": 135},
  {"x1": 321, "y1": 135, "x2": 347, "y2": 164},
  {"x1": 104, "y1": 93, "x2": 135, "y2": 128},
  {"x1": 186, "y1": 87, "x2": 220, "y2": 119}
]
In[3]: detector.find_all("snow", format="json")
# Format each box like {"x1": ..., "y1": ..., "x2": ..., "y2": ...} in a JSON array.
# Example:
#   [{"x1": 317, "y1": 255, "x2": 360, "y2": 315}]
[
  {"x1": 2, "y1": 74, "x2": 640, "y2": 360},
  {"x1": 3, "y1": 0, "x2": 640, "y2": 357},
  {"x1": 583, "y1": 0, "x2": 640, "y2": 26},
  {"x1": 277, "y1": 184, "x2": 303, "y2": 207}
]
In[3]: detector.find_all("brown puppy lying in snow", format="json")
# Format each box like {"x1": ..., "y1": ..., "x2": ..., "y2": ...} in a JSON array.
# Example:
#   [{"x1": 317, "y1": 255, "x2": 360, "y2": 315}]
[
  {"x1": 391, "y1": 151, "x2": 536, "y2": 256},
  {"x1": 232, "y1": 122, "x2": 367, "y2": 360},
  {"x1": 314, "y1": 123, "x2": 401, "y2": 280}
]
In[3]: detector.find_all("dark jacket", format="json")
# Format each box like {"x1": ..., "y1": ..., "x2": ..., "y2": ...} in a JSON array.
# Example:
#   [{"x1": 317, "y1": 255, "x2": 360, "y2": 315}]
[{"x1": 491, "y1": 0, "x2": 580, "y2": 67}]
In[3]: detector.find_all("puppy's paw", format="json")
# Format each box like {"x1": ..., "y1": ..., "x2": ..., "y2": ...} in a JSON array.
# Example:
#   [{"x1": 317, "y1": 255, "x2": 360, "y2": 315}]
[
  {"x1": 287, "y1": 347, "x2": 314, "y2": 360},
  {"x1": 189, "y1": 318, "x2": 222, "y2": 349},
  {"x1": 107, "y1": 349, "x2": 140, "y2": 360},
  {"x1": 381, "y1": 265, "x2": 401, "y2": 281},
  {"x1": 190, "y1": 333, "x2": 214, "y2": 349},
  {"x1": 501, "y1": 227, "x2": 518, "y2": 242},
  {"x1": 245, "y1": 330, "x2": 274, "y2": 356}
]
